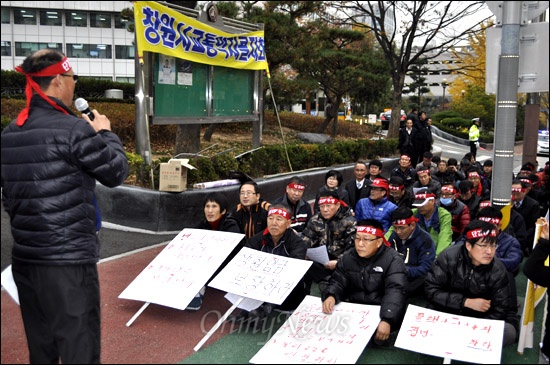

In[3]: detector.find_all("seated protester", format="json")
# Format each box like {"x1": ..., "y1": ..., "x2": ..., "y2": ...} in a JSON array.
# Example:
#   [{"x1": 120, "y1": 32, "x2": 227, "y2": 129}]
[
  {"x1": 511, "y1": 179, "x2": 540, "y2": 256},
  {"x1": 313, "y1": 169, "x2": 350, "y2": 214},
  {"x1": 321, "y1": 219, "x2": 407, "y2": 347},
  {"x1": 474, "y1": 206, "x2": 523, "y2": 276},
  {"x1": 482, "y1": 159, "x2": 493, "y2": 190},
  {"x1": 433, "y1": 159, "x2": 452, "y2": 184},
  {"x1": 230, "y1": 181, "x2": 271, "y2": 239},
  {"x1": 415, "y1": 151, "x2": 438, "y2": 176},
  {"x1": 355, "y1": 178, "x2": 398, "y2": 231},
  {"x1": 232, "y1": 204, "x2": 309, "y2": 326},
  {"x1": 302, "y1": 190, "x2": 357, "y2": 291},
  {"x1": 457, "y1": 180, "x2": 481, "y2": 219},
  {"x1": 523, "y1": 217, "x2": 550, "y2": 360},
  {"x1": 189, "y1": 192, "x2": 242, "y2": 310},
  {"x1": 411, "y1": 189, "x2": 453, "y2": 257},
  {"x1": 412, "y1": 166, "x2": 441, "y2": 197},
  {"x1": 386, "y1": 207, "x2": 436, "y2": 297},
  {"x1": 390, "y1": 154, "x2": 417, "y2": 189},
  {"x1": 439, "y1": 183, "x2": 471, "y2": 243},
  {"x1": 525, "y1": 174, "x2": 549, "y2": 218},
  {"x1": 365, "y1": 159, "x2": 387, "y2": 185},
  {"x1": 467, "y1": 169, "x2": 490, "y2": 201},
  {"x1": 388, "y1": 176, "x2": 415, "y2": 209},
  {"x1": 424, "y1": 220, "x2": 519, "y2": 347},
  {"x1": 343, "y1": 161, "x2": 371, "y2": 213},
  {"x1": 515, "y1": 162, "x2": 536, "y2": 180},
  {"x1": 272, "y1": 176, "x2": 312, "y2": 234},
  {"x1": 446, "y1": 157, "x2": 466, "y2": 185},
  {"x1": 462, "y1": 152, "x2": 483, "y2": 176}
]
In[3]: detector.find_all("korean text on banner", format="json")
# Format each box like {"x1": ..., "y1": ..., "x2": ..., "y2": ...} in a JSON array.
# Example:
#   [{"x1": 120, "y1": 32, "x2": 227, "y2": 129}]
[{"x1": 134, "y1": 1, "x2": 269, "y2": 71}]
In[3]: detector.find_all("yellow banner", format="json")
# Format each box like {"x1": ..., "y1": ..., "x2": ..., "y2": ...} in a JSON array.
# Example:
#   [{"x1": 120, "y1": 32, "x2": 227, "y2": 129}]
[{"x1": 134, "y1": 1, "x2": 269, "y2": 71}]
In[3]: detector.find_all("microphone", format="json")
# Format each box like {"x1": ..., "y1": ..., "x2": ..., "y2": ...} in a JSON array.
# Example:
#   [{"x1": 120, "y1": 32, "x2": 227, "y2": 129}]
[{"x1": 75, "y1": 98, "x2": 94, "y2": 121}]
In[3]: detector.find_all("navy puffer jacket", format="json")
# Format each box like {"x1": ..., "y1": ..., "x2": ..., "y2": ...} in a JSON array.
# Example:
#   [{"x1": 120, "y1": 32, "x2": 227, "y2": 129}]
[{"x1": 1, "y1": 96, "x2": 128, "y2": 265}]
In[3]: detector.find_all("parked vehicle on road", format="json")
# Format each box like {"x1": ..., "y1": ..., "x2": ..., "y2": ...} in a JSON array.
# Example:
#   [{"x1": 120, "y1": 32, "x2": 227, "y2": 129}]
[
  {"x1": 537, "y1": 130, "x2": 549, "y2": 156},
  {"x1": 380, "y1": 109, "x2": 406, "y2": 130}
]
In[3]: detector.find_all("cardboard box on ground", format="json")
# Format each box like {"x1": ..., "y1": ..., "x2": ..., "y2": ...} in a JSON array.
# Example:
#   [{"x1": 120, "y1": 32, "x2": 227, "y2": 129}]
[{"x1": 159, "y1": 159, "x2": 196, "y2": 192}]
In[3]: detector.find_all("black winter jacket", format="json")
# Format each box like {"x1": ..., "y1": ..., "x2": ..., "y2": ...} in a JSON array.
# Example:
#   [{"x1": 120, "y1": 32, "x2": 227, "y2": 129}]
[
  {"x1": 1, "y1": 96, "x2": 128, "y2": 265},
  {"x1": 322, "y1": 245, "x2": 408, "y2": 330},
  {"x1": 246, "y1": 228, "x2": 307, "y2": 260},
  {"x1": 424, "y1": 244, "x2": 519, "y2": 330}
]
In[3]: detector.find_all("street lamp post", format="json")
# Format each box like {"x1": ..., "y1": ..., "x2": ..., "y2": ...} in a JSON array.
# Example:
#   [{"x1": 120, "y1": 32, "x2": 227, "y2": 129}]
[
  {"x1": 441, "y1": 78, "x2": 448, "y2": 110},
  {"x1": 461, "y1": 89, "x2": 465, "y2": 99}
]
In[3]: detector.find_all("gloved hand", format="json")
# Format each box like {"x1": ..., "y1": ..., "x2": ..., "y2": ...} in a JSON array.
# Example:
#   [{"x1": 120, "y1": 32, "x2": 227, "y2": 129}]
[{"x1": 475, "y1": 141, "x2": 480, "y2": 148}]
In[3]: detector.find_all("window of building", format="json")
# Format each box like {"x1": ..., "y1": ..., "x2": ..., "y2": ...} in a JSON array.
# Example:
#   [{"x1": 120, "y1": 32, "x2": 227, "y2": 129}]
[
  {"x1": 67, "y1": 43, "x2": 112, "y2": 59},
  {"x1": 90, "y1": 12, "x2": 112, "y2": 28},
  {"x1": 1, "y1": 41, "x2": 11, "y2": 56},
  {"x1": 39, "y1": 10, "x2": 62, "y2": 26},
  {"x1": 116, "y1": 77, "x2": 135, "y2": 84},
  {"x1": 66, "y1": 11, "x2": 87, "y2": 27},
  {"x1": 15, "y1": 42, "x2": 62, "y2": 57},
  {"x1": 13, "y1": 8, "x2": 37, "y2": 25},
  {"x1": 114, "y1": 14, "x2": 130, "y2": 29},
  {"x1": 115, "y1": 45, "x2": 135, "y2": 60},
  {"x1": 1, "y1": 8, "x2": 10, "y2": 24}
]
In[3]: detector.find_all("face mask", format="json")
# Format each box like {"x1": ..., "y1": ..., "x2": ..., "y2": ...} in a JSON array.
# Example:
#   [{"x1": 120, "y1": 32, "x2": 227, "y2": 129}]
[{"x1": 440, "y1": 197, "x2": 453, "y2": 206}]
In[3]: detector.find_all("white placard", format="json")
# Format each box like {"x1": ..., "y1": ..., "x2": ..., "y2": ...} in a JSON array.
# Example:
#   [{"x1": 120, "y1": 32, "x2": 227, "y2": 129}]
[
  {"x1": 250, "y1": 295, "x2": 380, "y2": 364},
  {"x1": 118, "y1": 228, "x2": 244, "y2": 310},
  {"x1": 1, "y1": 265, "x2": 19, "y2": 305},
  {"x1": 395, "y1": 304, "x2": 504, "y2": 364},
  {"x1": 208, "y1": 247, "x2": 312, "y2": 305}
]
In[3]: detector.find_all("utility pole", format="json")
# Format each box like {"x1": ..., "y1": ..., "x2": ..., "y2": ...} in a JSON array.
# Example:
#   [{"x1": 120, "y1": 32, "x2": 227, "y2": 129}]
[{"x1": 491, "y1": 1, "x2": 521, "y2": 208}]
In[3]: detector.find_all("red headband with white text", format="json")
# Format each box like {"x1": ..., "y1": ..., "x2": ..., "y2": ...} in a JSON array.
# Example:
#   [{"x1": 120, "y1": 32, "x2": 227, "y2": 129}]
[{"x1": 356, "y1": 226, "x2": 390, "y2": 247}]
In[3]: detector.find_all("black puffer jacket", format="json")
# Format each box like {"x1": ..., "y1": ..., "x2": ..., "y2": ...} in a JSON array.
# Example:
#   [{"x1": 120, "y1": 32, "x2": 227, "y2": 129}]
[
  {"x1": 424, "y1": 244, "x2": 518, "y2": 330},
  {"x1": 322, "y1": 245, "x2": 408, "y2": 330},
  {"x1": 246, "y1": 228, "x2": 307, "y2": 259},
  {"x1": 1, "y1": 96, "x2": 128, "y2": 265}
]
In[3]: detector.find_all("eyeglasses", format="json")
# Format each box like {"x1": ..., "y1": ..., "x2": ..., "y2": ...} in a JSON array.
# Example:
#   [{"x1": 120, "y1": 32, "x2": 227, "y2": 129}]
[
  {"x1": 60, "y1": 74, "x2": 79, "y2": 84},
  {"x1": 355, "y1": 236, "x2": 380, "y2": 244},
  {"x1": 474, "y1": 243, "x2": 498, "y2": 250},
  {"x1": 240, "y1": 191, "x2": 257, "y2": 196},
  {"x1": 393, "y1": 225, "x2": 411, "y2": 232}
]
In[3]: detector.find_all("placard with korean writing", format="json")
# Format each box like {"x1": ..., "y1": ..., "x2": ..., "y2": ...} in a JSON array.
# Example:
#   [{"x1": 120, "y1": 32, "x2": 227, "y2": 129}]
[
  {"x1": 249, "y1": 295, "x2": 380, "y2": 364},
  {"x1": 395, "y1": 304, "x2": 504, "y2": 364},
  {"x1": 118, "y1": 228, "x2": 244, "y2": 310},
  {"x1": 208, "y1": 247, "x2": 312, "y2": 305}
]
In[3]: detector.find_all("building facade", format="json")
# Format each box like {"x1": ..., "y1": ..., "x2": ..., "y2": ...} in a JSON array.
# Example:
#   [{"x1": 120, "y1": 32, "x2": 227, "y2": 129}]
[{"x1": 1, "y1": 1, "x2": 135, "y2": 82}]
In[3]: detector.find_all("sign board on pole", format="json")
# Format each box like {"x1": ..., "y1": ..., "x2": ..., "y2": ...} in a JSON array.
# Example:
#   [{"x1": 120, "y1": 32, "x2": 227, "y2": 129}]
[
  {"x1": 249, "y1": 295, "x2": 380, "y2": 364},
  {"x1": 395, "y1": 304, "x2": 505, "y2": 364},
  {"x1": 486, "y1": 23, "x2": 549, "y2": 94},
  {"x1": 118, "y1": 228, "x2": 244, "y2": 310}
]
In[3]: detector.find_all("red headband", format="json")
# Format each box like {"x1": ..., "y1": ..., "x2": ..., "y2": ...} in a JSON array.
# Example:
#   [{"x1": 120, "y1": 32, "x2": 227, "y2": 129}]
[
  {"x1": 478, "y1": 217, "x2": 501, "y2": 225},
  {"x1": 479, "y1": 201, "x2": 491, "y2": 208},
  {"x1": 356, "y1": 226, "x2": 390, "y2": 246},
  {"x1": 415, "y1": 193, "x2": 436, "y2": 200},
  {"x1": 268, "y1": 208, "x2": 290, "y2": 220},
  {"x1": 288, "y1": 183, "x2": 305, "y2": 191},
  {"x1": 466, "y1": 228, "x2": 496, "y2": 240},
  {"x1": 318, "y1": 197, "x2": 339, "y2": 205},
  {"x1": 393, "y1": 216, "x2": 418, "y2": 226},
  {"x1": 468, "y1": 172, "x2": 480, "y2": 178},
  {"x1": 441, "y1": 186, "x2": 457, "y2": 194},
  {"x1": 519, "y1": 178, "x2": 531, "y2": 185},
  {"x1": 400, "y1": 155, "x2": 410, "y2": 161},
  {"x1": 511, "y1": 187, "x2": 526, "y2": 193},
  {"x1": 389, "y1": 184, "x2": 404, "y2": 191},
  {"x1": 15, "y1": 57, "x2": 72, "y2": 126}
]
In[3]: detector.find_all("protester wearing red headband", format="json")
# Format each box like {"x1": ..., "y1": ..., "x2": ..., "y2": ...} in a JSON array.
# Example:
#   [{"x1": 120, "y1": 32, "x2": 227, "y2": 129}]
[
  {"x1": 386, "y1": 206, "x2": 435, "y2": 297},
  {"x1": 388, "y1": 176, "x2": 415, "y2": 209},
  {"x1": 439, "y1": 182, "x2": 471, "y2": 242},
  {"x1": 272, "y1": 176, "x2": 312, "y2": 234},
  {"x1": 425, "y1": 220, "x2": 519, "y2": 348},
  {"x1": 511, "y1": 179, "x2": 540, "y2": 256},
  {"x1": 321, "y1": 219, "x2": 407, "y2": 348},
  {"x1": 302, "y1": 190, "x2": 356, "y2": 293},
  {"x1": 1, "y1": 49, "x2": 128, "y2": 364},
  {"x1": 234, "y1": 204, "x2": 309, "y2": 328}
]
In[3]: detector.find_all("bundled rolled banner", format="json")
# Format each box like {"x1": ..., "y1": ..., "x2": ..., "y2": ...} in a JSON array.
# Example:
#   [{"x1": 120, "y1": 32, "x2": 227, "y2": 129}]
[{"x1": 193, "y1": 179, "x2": 241, "y2": 189}]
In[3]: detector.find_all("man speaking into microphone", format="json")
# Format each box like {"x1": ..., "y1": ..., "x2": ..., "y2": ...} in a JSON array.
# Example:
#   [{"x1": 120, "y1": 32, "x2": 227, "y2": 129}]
[{"x1": 1, "y1": 49, "x2": 128, "y2": 364}]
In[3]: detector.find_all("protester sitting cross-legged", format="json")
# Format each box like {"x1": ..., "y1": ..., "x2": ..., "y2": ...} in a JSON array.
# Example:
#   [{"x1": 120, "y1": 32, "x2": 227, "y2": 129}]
[
  {"x1": 355, "y1": 178, "x2": 397, "y2": 231},
  {"x1": 321, "y1": 219, "x2": 408, "y2": 347},
  {"x1": 313, "y1": 169, "x2": 350, "y2": 214},
  {"x1": 302, "y1": 190, "x2": 357, "y2": 293},
  {"x1": 424, "y1": 220, "x2": 519, "y2": 347},
  {"x1": 271, "y1": 176, "x2": 312, "y2": 235},
  {"x1": 388, "y1": 176, "x2": 415, "y2": 209},
  {"x1": 386, "y1": 206, "x2": 436, "y2": 297},
  {"x1": 438, "y1": 182, "x2": 471, "y2": 243},
  {"x1": 188, "y1": 192, "x2": 242, "y2": 311},
  {"x1": 229, "y1": 204, "x2": 309, "y2": 328},
  {"x1": 230, "y1": 180, "x2": 271, "y2": 239}
]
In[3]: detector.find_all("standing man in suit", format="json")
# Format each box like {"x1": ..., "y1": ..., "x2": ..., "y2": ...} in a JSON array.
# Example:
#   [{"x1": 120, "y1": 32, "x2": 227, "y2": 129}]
[{"x1": 344, "y1": 161, "x2": 371, "y2": 214}]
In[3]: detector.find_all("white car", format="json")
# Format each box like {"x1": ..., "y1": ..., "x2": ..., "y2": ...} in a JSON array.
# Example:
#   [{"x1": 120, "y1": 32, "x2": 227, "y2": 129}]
[{"x1": 537, "y1": 130, "x2": 549, "y2": 156}]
